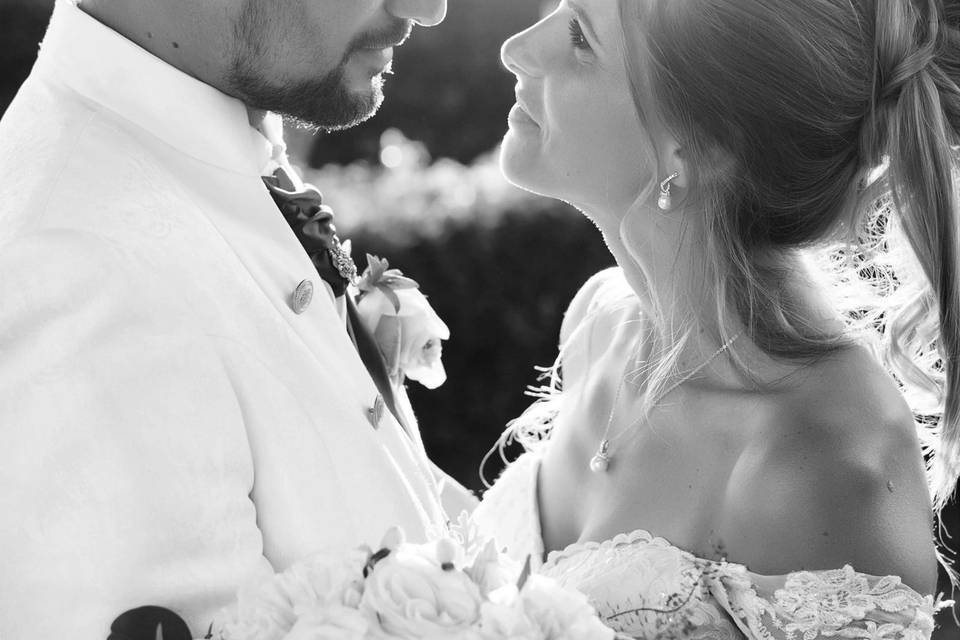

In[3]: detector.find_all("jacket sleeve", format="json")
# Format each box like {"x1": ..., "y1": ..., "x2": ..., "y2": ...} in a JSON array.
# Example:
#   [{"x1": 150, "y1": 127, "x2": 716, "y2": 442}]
[{"x1": 0, "y1": 230, "x2": 271, "y2": 639}]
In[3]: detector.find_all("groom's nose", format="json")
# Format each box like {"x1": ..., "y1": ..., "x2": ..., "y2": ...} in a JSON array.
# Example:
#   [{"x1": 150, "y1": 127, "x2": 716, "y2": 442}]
[{"x1": 385, "y1": 0, "x2": 447, "y2": 26}]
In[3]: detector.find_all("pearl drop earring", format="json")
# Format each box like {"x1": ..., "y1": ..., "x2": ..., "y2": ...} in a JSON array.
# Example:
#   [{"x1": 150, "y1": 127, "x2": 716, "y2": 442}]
[{"x1": 657, "y1": 172, "x2": 680, "y2": 211}]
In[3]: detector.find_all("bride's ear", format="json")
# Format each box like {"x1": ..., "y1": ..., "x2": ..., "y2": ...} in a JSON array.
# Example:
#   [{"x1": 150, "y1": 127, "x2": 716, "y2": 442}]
[
  {"x1": 661, "y1": 141, "x2": 688, "y2": 190},
  {"x1": 651, "y1": 138, "x2": 690, "y2": 212}
]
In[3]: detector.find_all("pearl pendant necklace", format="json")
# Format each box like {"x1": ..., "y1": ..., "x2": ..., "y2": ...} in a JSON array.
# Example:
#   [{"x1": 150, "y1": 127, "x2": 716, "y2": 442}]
[
  {"x1": 589, "y1": 440, "x2": 612, "y2": 473},
  {"x1": 589, "y1": 333, "x2": 741, "y2": 474}
]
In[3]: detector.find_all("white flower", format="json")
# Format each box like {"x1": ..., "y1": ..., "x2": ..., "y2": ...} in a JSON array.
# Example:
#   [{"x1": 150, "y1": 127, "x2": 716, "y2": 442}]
[
  {"x1": 283, "y1": 604, "x2": 370, "y2": 640},
  {"x1": 360, "y1": 541, "x2": 483, "y2": 639},
  {"x1": 284, "y1": 550, "x2": 369, "y2": 610},
  {"x1": 465, "y1": 540, "x2": 518, "y2": 598},
  {"x1": 219, "y1": 577, "x2": 296, "y2": 640},
  {"x1": 478, "y1": 586, "x2": 541, "y2": 640},
  {"x1": 219, "y1": 550, "x2": 368, "y2": 640},
  {"x1": 355, "y1": 255, "x2": 450, "y2": 389},
  {"x1": 519, "y1": 575, "x2": 614, "y2": 640}
]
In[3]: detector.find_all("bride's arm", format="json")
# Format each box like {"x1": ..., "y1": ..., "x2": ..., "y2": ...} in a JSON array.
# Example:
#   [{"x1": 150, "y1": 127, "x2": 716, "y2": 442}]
[
  {"x1": 705, "y1": 380, "x2": 943, "y2": 639},
  {"x1": 717, "y1": 360, "x2": 938, "y2": 596}
]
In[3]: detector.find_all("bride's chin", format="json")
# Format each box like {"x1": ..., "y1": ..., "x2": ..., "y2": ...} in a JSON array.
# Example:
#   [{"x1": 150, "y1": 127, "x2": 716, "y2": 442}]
[{"x1": 498, "y1": 148, "x2": 553, "y2": 198}]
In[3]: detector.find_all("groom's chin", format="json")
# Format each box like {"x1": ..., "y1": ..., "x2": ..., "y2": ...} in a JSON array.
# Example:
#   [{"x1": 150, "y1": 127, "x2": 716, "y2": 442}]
[
  {"x1": 321, "y1": 78, "x2": 385, "y2": 130},
  {"x1": 280, "y1": 79, "x2": 384, "y2": 132},
  {"x1": 302, "y1": 90, "x2": 383, "y2": 132},
  {"x1": 231, "y1": 68, "x2": 385, "y2": 132}
]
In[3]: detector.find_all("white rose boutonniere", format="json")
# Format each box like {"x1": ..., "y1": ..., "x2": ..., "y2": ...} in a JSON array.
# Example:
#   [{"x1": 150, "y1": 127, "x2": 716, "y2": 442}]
[{"x1": 354, "y1": 255, "x2": 450, "y2": 389}]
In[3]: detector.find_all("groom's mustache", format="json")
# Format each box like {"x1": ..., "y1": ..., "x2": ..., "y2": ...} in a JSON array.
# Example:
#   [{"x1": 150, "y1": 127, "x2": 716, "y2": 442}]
[{"x1": 349, "y1": 20, "x2": 415, "y2": 53}]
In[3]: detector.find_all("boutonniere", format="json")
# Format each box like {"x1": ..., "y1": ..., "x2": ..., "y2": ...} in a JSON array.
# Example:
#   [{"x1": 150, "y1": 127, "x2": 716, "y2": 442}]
[{"x1": 353, "y1": 255, "x2": 450, "y2": 389}]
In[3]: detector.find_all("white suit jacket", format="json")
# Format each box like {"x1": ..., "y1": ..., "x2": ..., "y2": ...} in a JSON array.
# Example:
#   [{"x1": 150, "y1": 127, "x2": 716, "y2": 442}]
[{"x1": 0, "y1": 2, "x2": 448, "y2": 637}]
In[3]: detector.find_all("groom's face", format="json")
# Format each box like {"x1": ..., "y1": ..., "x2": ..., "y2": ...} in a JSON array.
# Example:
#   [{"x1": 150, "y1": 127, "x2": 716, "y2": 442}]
[{"x1": 226, "y1": 0, "x2": 446, "y2": 130}]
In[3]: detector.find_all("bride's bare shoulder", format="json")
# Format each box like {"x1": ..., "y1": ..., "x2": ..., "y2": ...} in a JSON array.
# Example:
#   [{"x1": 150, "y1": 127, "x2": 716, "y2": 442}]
[
  {"x1": 559, "y1": 267, "x2": 637, "y2": 347},
  {"x1": 720, "y1": 345, "x2": 938, "y2": 593},
  {"x1": 556, "y1": 268, "x2": 642, "y2": 387}
]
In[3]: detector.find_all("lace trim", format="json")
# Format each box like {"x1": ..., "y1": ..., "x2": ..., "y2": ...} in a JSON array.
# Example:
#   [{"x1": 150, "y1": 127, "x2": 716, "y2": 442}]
[
  {"x1": 543, "y1": 527, "x2": 943, "y2": 640},
  {"x1": 543, "y1": 526, "x2": 687, "y2": 572},
  {"x1": 710, "y1": 563, "x2": 942, "y2": 640}
]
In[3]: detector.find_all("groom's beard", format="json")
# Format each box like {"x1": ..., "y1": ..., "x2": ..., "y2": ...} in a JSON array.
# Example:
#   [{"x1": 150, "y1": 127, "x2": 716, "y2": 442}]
[
  {"x1": 228, "y1": 59, "x2": 381, "y2": 132},
  {"x1": 227, "y1": 4, "x2": 411, "y2": 132}
]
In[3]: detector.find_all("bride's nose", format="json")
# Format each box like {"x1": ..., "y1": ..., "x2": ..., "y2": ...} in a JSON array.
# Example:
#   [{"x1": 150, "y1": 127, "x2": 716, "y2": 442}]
[{"x1": 501, "y1": 27, "x2": 541, "y2": 78}]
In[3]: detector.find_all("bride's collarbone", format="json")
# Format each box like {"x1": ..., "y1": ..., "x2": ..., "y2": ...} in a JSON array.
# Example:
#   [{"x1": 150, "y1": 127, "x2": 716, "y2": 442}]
[
  {"x1": 539, "y1": 331, "x2": 817, "y2": 559},
  {"x1": 539, "y1": 346, "x2": 937, "y2": 585},
  {"x1": 537, "y1": 393, "x2": 765, "y2": 560}
]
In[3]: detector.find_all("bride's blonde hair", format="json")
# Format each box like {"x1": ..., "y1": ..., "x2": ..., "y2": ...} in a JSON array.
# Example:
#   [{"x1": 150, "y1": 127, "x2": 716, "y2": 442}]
[{"x1": 616, "y1": 0, "x2": 960, "y2": 515}]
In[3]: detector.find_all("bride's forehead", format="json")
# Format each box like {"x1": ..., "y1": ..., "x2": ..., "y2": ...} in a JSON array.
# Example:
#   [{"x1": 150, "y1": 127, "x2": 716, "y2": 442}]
[{"x1": 570, "y1": 0, "x2": 630, "y2": 31}]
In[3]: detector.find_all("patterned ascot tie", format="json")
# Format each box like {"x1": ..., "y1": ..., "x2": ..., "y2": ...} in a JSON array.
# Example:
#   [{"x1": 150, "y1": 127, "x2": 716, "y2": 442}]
[{"x1": 262, "y1": 166, "x2": 409, "y2": 435}]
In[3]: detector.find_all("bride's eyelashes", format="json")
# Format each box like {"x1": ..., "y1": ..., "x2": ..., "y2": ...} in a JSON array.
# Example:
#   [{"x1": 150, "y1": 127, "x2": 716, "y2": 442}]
[{"x1": 568, "y1": 18, "x2": 591, "y2": 51}]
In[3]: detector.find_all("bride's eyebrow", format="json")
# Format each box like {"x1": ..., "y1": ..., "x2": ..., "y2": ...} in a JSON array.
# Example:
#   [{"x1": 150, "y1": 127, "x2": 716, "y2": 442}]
[{"x1": 568, "y1": 0, "x2": 601, "y2": 44}]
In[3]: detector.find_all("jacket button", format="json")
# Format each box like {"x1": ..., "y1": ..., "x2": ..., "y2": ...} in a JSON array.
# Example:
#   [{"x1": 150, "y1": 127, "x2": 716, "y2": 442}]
[
  {"x1": 367, "y1": 394, "x2": 385, "y2": 429},
  {"x1": 291, "y1": 279, "x2": 314, "y2": 314}
]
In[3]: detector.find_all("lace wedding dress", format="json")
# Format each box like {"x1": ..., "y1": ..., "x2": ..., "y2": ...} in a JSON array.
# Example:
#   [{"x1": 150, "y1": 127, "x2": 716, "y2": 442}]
[
  {"x1": 472, "y1": 269, "x2": 945, "y2": 640},
  {"x1": 474, "y1": 449, "x2": 941, "y2": 639}
]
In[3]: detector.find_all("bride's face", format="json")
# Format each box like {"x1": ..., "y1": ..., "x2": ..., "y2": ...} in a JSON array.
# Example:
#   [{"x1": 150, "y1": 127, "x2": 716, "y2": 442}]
[{"x1": 499, "y1": 0, "x2": 654, "y2": 219}]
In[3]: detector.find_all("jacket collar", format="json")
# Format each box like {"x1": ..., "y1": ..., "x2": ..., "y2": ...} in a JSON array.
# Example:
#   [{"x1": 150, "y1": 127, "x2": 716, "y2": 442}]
[{"x1": 36, "y1": 0, "x2": 270, "y2": 177}]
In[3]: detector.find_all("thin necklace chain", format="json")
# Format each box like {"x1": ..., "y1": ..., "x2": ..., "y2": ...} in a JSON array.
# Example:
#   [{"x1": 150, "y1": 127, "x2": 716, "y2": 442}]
[{"x1": 590, "y1": 332, "x2": 742, "y2": 473}]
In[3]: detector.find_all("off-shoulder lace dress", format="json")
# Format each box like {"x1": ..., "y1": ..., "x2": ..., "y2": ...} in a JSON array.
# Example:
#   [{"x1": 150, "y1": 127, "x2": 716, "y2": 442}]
[
  {"x1": 472, "y1": 269, "x2": 946, "y2": 640},
  {"x1": 473, "y1": 449, "x2": 942, "y2": 639}
]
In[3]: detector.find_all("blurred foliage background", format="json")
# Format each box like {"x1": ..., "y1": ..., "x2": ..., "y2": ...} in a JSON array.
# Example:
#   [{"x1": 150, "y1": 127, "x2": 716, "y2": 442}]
[{"x1": 2, "y1": 0, "x2": 958, "y2": 629}]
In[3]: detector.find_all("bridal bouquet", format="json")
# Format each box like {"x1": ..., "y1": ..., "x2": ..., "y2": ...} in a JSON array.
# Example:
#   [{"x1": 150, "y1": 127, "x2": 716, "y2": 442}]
[{"x1": 214, "y1": 519, "x2": 614, "y2": 640}]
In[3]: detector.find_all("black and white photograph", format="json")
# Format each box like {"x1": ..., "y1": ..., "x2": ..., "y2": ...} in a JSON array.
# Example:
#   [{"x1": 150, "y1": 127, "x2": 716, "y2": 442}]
[{"x1": 1, "y1": 0, "x2": 959, "y2": 638}]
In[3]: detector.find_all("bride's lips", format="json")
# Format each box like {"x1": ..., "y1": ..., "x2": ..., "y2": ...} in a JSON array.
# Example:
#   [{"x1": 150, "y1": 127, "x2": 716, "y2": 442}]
[{"x1": 508, "y1": 96, "x2": 540, "y2": 128}]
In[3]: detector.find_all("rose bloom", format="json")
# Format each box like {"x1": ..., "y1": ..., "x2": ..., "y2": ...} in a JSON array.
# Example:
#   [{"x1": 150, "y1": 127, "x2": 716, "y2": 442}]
[
  {"x1": 478, "y1": 586, "x2": 541, "y2": 640},
  {"x1": 283, "y1": 549, "x2": 369, "y2": 610},
  {"x1": 519, "y1": 575, "x2": 614, "y2": 640},
  {"x1": 284, "y1": 604, "x2": 370, "y2": 640},
  {"x1": 220, "y1": 549, "x2": 368, "y2": 640},
  {"x1": 360, "y1": 543, "x2": 483, "y2": 639},
  {"x1": 219, "y1": 576, "x2": 297, "y2": 640},
  {"x1": 356, "y1": 286, "x2": 451, "y2": 389}
]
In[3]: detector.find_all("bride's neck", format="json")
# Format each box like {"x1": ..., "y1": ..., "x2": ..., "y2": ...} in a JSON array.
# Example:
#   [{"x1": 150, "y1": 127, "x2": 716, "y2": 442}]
[
  {"x1": 600, "y1": 224, "x2": 737, "y2": 366},
  {"x1": 596, "y1": 214, "x2": 841, "y2": 385}
]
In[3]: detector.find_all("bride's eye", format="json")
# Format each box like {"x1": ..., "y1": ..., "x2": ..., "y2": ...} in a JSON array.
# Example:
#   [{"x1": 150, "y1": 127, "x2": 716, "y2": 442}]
[{"x1": 568, "y1": 18, "x2": 591, "y2": 50}]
